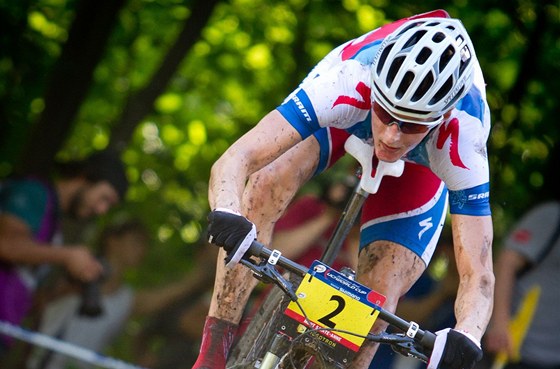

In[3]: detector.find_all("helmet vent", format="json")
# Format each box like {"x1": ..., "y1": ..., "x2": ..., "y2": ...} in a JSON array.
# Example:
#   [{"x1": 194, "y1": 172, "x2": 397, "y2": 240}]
[
  {"x1": 397, "y1": 22, "x2": 422, "y2": 37},
  {"x1": 376, "y1": 44, "x2": 393, "y2": 75},
  {"x1": 432, "y1": 32, "x2": 446, "y2": 43},
  {"x1": 386, "y1": 55, "x2": 405, "y2": 88},
  {"x1": 459, "y1": 53, "x2": 472, "y2": 75},
  {"x1": 403, "y1": 30, "x2": 426, "y2": 49},
  {"x1": 396, "y1": 71, "x2": 415, "y2": 99},
  {"x1": 438, "y1": 45, "x2": 455, "y2": 72},
  {"x1": 412, "y1": 73, "x2": 434, "y2": 102},
  {"x1": 416, "y1": 47, "x2": 432, "y2": 64},
  {"x1": 430, "y1": 76, "x2": 453, "y2": 105}
]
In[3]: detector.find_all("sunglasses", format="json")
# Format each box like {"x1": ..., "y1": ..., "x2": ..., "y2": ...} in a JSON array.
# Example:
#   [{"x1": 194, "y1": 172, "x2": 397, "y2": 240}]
[{"x1": 372, "y1": 102, "x2": 442, "y2": 134}]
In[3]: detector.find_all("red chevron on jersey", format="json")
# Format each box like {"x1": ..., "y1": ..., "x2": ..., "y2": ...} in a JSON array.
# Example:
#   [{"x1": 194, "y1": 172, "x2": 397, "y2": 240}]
[
  {"x1": 332, "y1": 82, "x2": 371, "y2": 110},
  {"x1": 436, "y1": 118, "x2": 468, "y2": 169}
]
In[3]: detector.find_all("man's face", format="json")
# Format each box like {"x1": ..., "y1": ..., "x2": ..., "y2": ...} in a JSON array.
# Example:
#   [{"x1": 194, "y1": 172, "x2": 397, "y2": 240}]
[
  {"x1": 111, "y1": 231, "x2": 148, "y2": 268},
  {"x1": 68, "y1": 181, "x2": 120, "y2": 220},
  {"x1": 371, "y1": 101, "x2": 435, "y2": 163}
]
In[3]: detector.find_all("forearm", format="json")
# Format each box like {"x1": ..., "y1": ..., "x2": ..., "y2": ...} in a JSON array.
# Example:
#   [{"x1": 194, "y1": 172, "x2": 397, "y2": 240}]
[
  {"x1": 454, "y1": 270, "x2": 494, "y2": 340},
  {"x1": 451, "y1": 214, "x2": 494, "y2": 340},
  {"x1": 208, "y1": 111, "x2": 302, "y2": 213},
  {"x1": 208, "y1": 154, "x2": 248, "y2": 212},
  {"x1": 0, "y1": 235, "x2": 68, "y2": 266}
]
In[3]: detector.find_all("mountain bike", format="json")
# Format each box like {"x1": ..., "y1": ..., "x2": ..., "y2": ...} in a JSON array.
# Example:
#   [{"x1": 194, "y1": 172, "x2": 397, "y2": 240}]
[{"x1": 218, "y1": 136, "x2": 436, "y2": 369}]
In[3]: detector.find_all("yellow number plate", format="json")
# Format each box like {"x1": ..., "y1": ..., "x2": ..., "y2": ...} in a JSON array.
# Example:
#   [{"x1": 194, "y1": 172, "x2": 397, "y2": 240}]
[{"x1": 285, "y1": 261, "x2": 386, "y2": 352}]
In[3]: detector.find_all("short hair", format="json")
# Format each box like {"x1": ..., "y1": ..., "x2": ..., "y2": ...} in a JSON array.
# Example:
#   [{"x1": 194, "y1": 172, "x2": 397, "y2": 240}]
[
  {"x1": 55, "y1": 149, "x2": 129, "y2": 199},
  {"x1": 97, "y1": 219, "x2": 150, "y2": 256}
]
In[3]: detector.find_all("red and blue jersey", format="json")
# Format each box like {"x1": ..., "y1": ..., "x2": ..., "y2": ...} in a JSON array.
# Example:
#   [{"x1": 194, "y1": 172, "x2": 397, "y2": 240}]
[{"x1": 276, "y1": 10, "x2": 491, "y2": 217}]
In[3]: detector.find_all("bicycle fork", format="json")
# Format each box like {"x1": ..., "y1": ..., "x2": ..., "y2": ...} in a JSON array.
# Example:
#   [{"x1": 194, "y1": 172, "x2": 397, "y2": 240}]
[{"x1": 258, "y1": 332, "x2": 291, "y2": 369}]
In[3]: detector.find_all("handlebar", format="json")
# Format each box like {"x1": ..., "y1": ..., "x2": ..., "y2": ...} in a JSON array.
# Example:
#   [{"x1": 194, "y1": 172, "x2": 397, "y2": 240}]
[{"x1": 242, "y1": 240, "x2": 436, "y2": 351}]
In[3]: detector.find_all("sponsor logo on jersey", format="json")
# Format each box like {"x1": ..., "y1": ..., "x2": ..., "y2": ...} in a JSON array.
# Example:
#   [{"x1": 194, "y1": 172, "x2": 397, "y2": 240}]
[
  {"x1": 436, "y1": 118, "x2": 468, "y2": 169},
  {"x1": 418, "y1": 217, "x2": 433, "y2": 240},
  {"x1": 292, "y1": 95, "x2": 312, "y2": 122},
  {"x1": 332, "y1": 82, "x2": 371, "y2": 110},
  {"x1": 467, "y1": 191, "x2": 489, "y2": 201}
]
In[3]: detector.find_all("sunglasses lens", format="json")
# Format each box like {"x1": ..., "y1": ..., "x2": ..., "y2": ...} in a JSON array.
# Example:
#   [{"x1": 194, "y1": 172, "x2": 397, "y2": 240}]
[
  {"x1": 400, "y1": 122, "x2": 429, "y2": 134},
  {"x1": 373, "y1": 102, "x2": 431, "y2": 134},
  {"x1": 373, "y1": 103, "x2": 393, "y2": 125}
]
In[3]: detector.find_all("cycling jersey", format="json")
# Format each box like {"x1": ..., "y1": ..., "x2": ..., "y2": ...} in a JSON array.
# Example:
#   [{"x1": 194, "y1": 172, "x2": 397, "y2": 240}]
[{"x1": 277, "y1": 10, "x2": 491, "y2": 218}]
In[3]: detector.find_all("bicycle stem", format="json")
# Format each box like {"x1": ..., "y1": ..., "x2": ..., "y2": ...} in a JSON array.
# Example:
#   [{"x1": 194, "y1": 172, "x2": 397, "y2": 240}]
[{"x1": 320, "y1": 180, "x2": 368, "y2": 266}]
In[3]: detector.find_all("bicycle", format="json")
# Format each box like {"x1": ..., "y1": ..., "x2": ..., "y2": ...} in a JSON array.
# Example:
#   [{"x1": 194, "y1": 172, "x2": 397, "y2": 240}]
[{"x1": 216, "y1": 136, "x2": 437, "y2": 369}]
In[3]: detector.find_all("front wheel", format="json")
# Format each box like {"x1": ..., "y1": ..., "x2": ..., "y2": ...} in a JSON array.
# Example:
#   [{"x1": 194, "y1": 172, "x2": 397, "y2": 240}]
[{"x1": 227, "y1": 283, "x2": 294, "y2": 369}]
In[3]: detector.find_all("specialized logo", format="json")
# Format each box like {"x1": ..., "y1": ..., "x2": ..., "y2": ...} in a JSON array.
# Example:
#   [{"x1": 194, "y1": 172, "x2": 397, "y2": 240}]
[
  {"x1": 436, "y1": 118, "x2": 468, "y2": 169},
  {"x1": 418, "y1": 217, "x2": 433, "y2": 240},
  {"x1": 332, "y1": 82, "x2": 371, "y2": 110}
]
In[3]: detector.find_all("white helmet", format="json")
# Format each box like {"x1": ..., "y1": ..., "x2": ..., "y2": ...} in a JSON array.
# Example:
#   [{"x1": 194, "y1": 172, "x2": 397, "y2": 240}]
[{"x1": 371, "y1": 17, "x2": 476, "y2": 123}]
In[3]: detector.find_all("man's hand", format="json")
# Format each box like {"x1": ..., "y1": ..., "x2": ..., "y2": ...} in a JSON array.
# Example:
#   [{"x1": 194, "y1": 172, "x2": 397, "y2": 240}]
[
  {"x1": 207, "y1": 208, "x2": 257, "y2": 267},
  {"x1": 64, "y1": 247, "x2": 104, "y2": 282},
  {"x1": 428, "y1": 328, "x2": 483, "y2": 369}
]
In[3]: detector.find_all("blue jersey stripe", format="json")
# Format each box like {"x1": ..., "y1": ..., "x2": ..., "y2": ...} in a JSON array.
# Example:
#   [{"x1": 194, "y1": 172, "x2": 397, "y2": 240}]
[
  {"x1": 449, "y1": 182, "x2": 491, "y2": 216},
  {"x1": 276, "y1": 90, "x2": 320, "y2": 140}
]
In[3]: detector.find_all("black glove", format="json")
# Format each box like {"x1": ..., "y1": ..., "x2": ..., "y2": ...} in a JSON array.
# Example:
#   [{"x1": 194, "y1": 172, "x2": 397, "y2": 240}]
[
  {"x1": 428, "y1": 328, "x2": 483, "y2": 369},
  {"x1": 207, "y1": 208, "x2": 256, "y2": 267}
]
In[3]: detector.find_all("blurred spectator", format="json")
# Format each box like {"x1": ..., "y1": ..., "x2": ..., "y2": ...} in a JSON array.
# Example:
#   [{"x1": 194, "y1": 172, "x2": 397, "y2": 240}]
[
  {"x1": 370, "y1": 225, "x2": 458, "y2": 369},
  {"x1": 26, "y1": 219, "x2": 196, "y2": 369},
  {"x1": 481, "y1": 200, "x2": 560, "y2": 369},
  {"x1": 0, "y1": 150, "x2": 128, "y2": 354}
]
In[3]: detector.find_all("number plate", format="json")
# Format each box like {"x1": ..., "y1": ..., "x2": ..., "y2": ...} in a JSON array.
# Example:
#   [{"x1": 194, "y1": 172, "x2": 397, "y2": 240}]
[{"x1": 285, "y1": 260, "x2": 386, "y2": 352}]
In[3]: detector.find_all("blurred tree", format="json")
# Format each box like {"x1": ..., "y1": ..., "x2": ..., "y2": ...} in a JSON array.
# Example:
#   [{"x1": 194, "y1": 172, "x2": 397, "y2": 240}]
[
  {"x1": 18, "y1": 0, "x2": 127, "y2": 176},
  {"x1": 109, "y1": 0, "x2": 221, "y2": 150}
]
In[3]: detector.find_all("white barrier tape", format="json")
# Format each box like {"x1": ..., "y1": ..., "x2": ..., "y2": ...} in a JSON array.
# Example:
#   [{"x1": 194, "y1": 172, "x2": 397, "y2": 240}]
[{"x1": 0, "y1": 320, "x2": 148, "y2": 369}]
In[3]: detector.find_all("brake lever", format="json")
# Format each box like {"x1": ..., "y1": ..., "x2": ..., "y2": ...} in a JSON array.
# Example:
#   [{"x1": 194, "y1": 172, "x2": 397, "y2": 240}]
[
  {"x1": 390, "y1": 337, "x2": 430, "y2": 363},
  {"x1": 240, "y1": 259, "x2": 299, "y2": 302}
]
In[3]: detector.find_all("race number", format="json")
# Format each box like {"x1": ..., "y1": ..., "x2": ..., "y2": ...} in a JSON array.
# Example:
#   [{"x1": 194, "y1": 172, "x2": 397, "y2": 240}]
[{"x1": 285, "y1": 261, "x2": 386, "y2": 352}]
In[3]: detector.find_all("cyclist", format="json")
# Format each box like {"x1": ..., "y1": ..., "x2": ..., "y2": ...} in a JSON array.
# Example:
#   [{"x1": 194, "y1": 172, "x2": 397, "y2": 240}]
[{"x1": 195, "y1": 10, "x2": 494, "y2": 369}]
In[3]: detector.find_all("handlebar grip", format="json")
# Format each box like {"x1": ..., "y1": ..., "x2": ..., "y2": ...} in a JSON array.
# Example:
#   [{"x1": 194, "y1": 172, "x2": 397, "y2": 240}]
[
  {"x1": 420, "y1": 329, "x2": 436, "y2": 352},
  {"x1": 246, "y1": 241, "x2": 308, "y2": 277}
]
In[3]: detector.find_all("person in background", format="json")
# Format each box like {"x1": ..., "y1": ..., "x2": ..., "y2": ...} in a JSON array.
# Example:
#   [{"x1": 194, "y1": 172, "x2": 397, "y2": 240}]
[
  {"x1": 482, "y1": 197, "x2": 560, "y2": 369},
  {"x1": 26, "y1": 219, "x2": 198, "y2": 369},
  {"x1": 0, "y1": 150, "x2": 128, "y2": 354}
]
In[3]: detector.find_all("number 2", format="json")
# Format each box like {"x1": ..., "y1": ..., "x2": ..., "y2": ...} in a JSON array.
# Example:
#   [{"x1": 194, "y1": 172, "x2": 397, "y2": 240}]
[{"x1": 318, "y1": 295, "x2": 346, "y2": 328}]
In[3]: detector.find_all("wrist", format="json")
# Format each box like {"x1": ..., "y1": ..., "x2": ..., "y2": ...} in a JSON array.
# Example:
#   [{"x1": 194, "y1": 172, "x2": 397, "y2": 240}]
[
  {"x1": 454, "y1": 329, "x2": 481, "y2": 348},
  {"x1": 213, "y1": 208, "x2": 242, "y2": 216}
]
